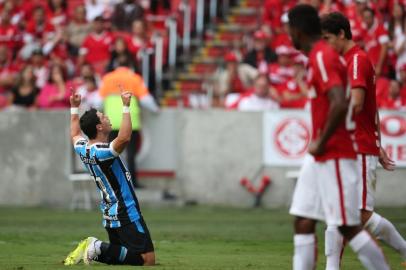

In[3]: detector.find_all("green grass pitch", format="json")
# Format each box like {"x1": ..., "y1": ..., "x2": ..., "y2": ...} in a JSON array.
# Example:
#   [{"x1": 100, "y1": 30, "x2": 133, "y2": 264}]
[{"x1": 0, "y1": 206, "x2": 405, "y2": 269}]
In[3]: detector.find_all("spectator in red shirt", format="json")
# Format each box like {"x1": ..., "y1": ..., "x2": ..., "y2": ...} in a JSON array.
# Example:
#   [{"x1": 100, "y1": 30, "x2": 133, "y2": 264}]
[
  {"x1": 0, "y1": 45, "x2": 18, "y2": 94},
  {"x1": 362, "y1": 7, "x2": 390, "y2": 77},
  {"x1": 268, "y1": 46, "x2": 295, "y2": 86},
  {"x1": 0, "y1": 0, "x2": 35, "y2": 27},
  {"x1": 212, "y1": 51, "x2": 258, "y2": 106},
  {"x1": 276, "y1": 60, "x2": 308, "y2": 109},
  {"x1": 79, "y1": 16, "x2": 114, "y2": 75},
  {"x1": 46, "y1": 0, "x2": 68, "y2": 28},
  {"x1": 262, "y1": 0, "x2": 295, "y2": 35},
  {"x1": 376, "y1": 78, "x2": 406, "y2": 109},
  {"x1": 377, "y1": 65, "x2": 406, "y2": 109},
  {"x1": 25, "y1": 5, "x2": 55, "y2": 42},
  {"x1": 0, "y1": 7, "x2": 21, "y2": 56},
  {"x1": 147, "y1": 0, "x2": 171, "y2": 30},
  {"x1": 126, "y1": 18, "x2": 152, "y2": 60},
  {"x1": 342, "y1": 0, "x2": 368, "y2": 44},
  {"x1": 271, "y1": 13, "x2": 293, "y2": 51}
]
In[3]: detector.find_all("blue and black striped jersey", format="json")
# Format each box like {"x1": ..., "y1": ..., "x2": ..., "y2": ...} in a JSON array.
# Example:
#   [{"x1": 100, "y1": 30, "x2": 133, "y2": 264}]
[{"x1": 74, "y1": 138, "x2": 141, "y2": 228}]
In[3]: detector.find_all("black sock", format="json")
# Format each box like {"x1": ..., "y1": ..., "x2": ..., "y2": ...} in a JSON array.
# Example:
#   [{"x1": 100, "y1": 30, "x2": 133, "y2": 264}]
[{"x1": 95, "y1": 242, "x2": 144, "y2": 266}]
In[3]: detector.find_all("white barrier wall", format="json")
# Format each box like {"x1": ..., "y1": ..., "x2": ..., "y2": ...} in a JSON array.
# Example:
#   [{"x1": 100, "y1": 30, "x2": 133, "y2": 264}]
[
  {"x1": 0, "y1": 111, "x2": 72, "y2": 207},
  {"x1": 0, "y1": 109, "x2": 405, "y2": 208}
]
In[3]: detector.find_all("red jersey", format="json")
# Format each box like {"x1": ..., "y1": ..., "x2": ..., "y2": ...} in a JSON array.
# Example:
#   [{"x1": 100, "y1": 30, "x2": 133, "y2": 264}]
[
  {"x1": 275, "y1": 79, "x2": 307, "y2": 109},
  {"x1": 0, "y1": 23, "x2": 21, "y2": 51},
  {"x1": 270, "y1": 33, "x2": 292, "y2": 51},
  {"x1": 364, "y1": 20, "x2": 389, "y2": 68},
  {"x1": 344, "y1": 45, "x2": 380, "y2": 155},
  {"x1": 80, "y1": 32, "x2": 113, "y2": 63},
  {"x1": 307, "y1": 40, "x2": 356, "y2": 161},
  {"x1": 262, "y1": 0, "x2": 295, "y2": 33},
  {"x1": 268, "y1": 63, "x2": 294, "y2": 85},
  {"x1": 25, "y1": 20, "x2": 55, "y2": 40}
]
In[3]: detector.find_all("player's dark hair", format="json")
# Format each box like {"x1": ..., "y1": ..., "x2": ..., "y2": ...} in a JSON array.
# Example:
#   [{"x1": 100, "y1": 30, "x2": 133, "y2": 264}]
[
  {"x1": 321, "y1": 12, "x2": 352, "y2": 40},
  {"x1": 288, "y1": 4, "x2": 321, "y2": 37},
  {"x1": 80, "y1": 108, "x2": 100, "y2": 139}
]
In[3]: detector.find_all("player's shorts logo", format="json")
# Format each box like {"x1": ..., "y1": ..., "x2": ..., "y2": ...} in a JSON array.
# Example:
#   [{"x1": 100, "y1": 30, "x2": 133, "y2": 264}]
[{"x1": 274, "y1": 118, "x2": 310, "y2": 158}]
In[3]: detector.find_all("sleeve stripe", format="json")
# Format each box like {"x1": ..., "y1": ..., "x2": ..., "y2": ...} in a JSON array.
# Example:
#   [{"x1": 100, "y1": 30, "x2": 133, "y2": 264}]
[
  {"x1": 74, "y1": 137, "x2": 86, "y2": 146},
  {"x1": 316, "y1": 51, "x2": 329, "y2": 82},
  {"x1": 109, "y1": 142, "x2": 120, "y2": 157},
  {"x1": 353, "y1": 54, "x2": 358, "y2": 80}
]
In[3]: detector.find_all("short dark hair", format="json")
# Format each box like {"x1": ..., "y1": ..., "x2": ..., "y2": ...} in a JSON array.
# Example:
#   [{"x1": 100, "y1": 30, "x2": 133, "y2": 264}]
[
  {"x1": 321, "y1": 12, "x2": 352, "y2": 40},
  {"x1": 80, "y1": 108, "x2": 100, "y2": 139},
  {"x1": 288, "y1": 4, "x2": 321, "y2": 37}
]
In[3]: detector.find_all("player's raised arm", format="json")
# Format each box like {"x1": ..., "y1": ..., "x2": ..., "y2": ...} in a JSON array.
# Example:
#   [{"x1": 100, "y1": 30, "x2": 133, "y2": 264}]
[
  {"x1": 111, "y1": 86, "x2": 132, "y2": 154},
  {"x1": 70, "y1": 87, "x2": 83, "y2": 145}
]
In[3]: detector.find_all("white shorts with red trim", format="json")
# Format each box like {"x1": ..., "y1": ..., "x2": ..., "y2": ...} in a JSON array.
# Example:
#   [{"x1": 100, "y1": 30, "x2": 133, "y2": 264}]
[
  {"x1": 357, "y1": 154, "x2": 378, "y2": 211},
  {"x1": 289, "y1": 155, "x2": 361, "y2": 226},
  {"x1": 289, "y1": 155, "x2": 324, "y2": 221}
]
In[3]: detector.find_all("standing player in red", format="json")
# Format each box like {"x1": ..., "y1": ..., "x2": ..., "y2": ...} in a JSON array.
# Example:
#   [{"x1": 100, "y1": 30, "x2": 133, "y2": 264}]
[
  {"x1": 287, "y1": 5, "x2": 390, "y2": 270},
  {"x1": 321, "y1": 12, "x2": 405, "y2": 270}
]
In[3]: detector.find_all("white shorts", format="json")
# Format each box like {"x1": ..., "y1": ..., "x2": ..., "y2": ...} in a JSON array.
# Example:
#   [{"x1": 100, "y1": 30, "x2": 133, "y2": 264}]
[
  {"x1": 289, "y1": 155, "x2": 361, "y2": 226},
  {"x1": 357, "y1": 154, "x2": 378, "y2": 211}
]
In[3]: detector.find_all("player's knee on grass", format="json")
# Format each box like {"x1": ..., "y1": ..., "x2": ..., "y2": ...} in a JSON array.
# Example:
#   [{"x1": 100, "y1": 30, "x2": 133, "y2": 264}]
[
  {"x1": 294, "y1": 217, "x2": 317, "y2": 234},
  {"x1": 142, "y1": 252, "x2": 155, "y2": 266}
]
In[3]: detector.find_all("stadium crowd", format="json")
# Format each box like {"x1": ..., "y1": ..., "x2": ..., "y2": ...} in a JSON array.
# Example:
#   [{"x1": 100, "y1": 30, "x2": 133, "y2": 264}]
[
  {"x1": 0, "y1": 0, "x2": 405, "y2": 111},
  {"x1": 0, "y1": 0, "x2": 177, "y2": 110},
  {"x1": 216, "y1": 0, "x2": 406, "y2": 111}
]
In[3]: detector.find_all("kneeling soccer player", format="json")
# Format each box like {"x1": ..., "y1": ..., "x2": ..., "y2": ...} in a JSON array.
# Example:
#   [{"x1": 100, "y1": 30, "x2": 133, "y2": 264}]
[{"x1": 63, "y1": 87, "x2": 155, "y2": 266}]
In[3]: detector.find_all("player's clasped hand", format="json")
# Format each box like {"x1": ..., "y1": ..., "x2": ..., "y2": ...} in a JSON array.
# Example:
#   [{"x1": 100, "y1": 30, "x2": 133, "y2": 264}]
[{"x1": 70, "y1": 87, "x2": 81, "y2": 107}]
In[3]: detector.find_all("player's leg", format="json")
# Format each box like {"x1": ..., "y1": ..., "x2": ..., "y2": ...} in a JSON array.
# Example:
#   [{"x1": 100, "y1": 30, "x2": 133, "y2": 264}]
[
  {"x1": 293, "y1": 216, "x2": 318, "y2": 270},
  {"x1": 324, "y1": 225, "x2": 344, "y2": 270},
  {"x1": 318, "y1": 159, "x2": 389, "y2": 270},
  {"x1": 83, "y1": 236, "x2": 145, "y2": 265},
  {"x1": 363, "y1": 210, "x2": 406, "y2": 260},
  {"x1": 289, "y1": 155, "x2": 323, "y2": 270},
  {"x1": 360, "y1": 155, "x2": 406, "y2": 260},
  {"x1": 87, "y1": 219, "x2": 155, "y2": 266}
]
